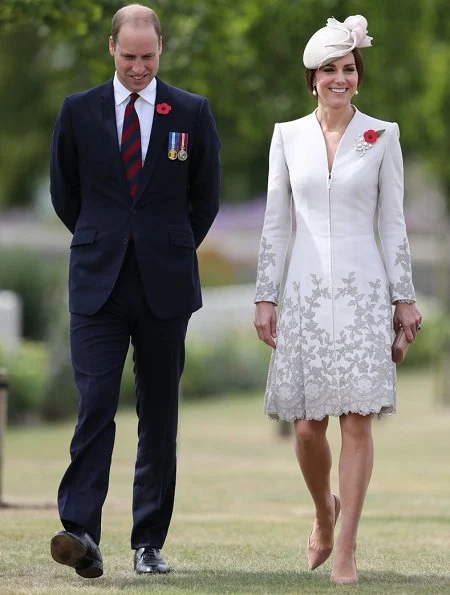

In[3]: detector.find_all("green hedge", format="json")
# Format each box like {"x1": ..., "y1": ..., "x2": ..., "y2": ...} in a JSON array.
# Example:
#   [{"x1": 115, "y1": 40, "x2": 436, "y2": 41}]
[
  {"x1": 0, "y1": 307, "x2": 447, "y2": 425},
  {"x1": 0, "y1": 247, "x2": 66, "y2": 340},
  {"x1": 42, "y1": 299, "x2": 78, "y2": 420},
  {"x1": 0, "y1": 340, "x2": 48, "y2": 423},
  {"x1": 182, "y1": 332, "x2": 270, "y2": 398},
  {"x1": 0, "y1": 329, "x2": 271, "y2": 424},
  {"x1": 398, "y1": 313, "x2": 450, "y2": 370}
]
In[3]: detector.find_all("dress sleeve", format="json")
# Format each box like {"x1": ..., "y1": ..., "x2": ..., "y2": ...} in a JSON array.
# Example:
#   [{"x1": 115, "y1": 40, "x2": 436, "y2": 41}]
[
  {"x1": 254, "y1": 123, "x2": 292, "y2": 304},
  {"x1": 377, "y1": 122, "x2": 416, "y2": 303}
]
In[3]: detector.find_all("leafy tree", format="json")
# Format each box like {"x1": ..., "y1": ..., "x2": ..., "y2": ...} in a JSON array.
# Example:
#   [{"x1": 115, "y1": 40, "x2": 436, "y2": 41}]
[
  {"x1": 2, "y1": 0, "x2": 449, "y2": 402},
  {"x1": 0, "y1": 0, "x2": 449, "y2": 207}
]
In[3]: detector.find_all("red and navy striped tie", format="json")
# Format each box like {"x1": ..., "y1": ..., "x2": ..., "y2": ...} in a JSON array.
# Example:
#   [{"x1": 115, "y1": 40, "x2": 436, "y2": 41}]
[{"x1": 121, "y1": 92, "x2": 141, "y2": 199}]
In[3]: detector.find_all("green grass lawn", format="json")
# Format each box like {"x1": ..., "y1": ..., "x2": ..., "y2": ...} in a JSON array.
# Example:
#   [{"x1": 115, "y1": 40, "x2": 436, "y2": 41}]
[{"x1": 0, "y1": 369, "x2": 449, "y2": 594}]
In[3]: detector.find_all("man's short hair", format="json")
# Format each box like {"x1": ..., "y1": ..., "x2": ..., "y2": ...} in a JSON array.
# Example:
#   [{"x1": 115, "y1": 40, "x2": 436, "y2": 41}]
[{"x1": 111, "y1": 5, "x2": 161, "y2": 43}]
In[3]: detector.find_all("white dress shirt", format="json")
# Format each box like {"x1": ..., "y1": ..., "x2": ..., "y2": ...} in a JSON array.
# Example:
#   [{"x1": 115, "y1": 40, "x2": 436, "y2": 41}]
[{"x1": 113, "y1": 73, "x2": 157, "y2": 163}]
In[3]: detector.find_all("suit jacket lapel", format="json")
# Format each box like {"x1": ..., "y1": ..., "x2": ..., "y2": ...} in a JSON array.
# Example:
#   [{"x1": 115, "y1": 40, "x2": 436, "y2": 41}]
[
  {"x1": 99, "y1": 81, "x2": 130, "y2": 200},
  {"x1": 134, "y1": 78, "x2": 172, "y2": 204}
]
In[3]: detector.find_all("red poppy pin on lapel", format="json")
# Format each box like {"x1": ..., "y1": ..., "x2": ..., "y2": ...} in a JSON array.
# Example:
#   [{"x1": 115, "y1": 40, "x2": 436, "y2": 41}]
[
  {"x1": 156, "y1": 103, "x2": 172, "y2": 115},
  {"x1": 354, "y1": 129, "x2": 385, "y2": 155}
]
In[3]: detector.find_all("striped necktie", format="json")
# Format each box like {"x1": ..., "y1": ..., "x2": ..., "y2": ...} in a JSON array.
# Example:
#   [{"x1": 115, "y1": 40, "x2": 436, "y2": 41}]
[{"x1": 120, "y1": 92, "x2": 141, "y2": 199}]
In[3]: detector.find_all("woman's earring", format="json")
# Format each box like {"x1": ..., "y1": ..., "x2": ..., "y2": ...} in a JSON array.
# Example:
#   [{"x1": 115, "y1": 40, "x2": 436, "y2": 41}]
[
  {"x1": 312, "y1": 85, "x2": 317, "y2": 97},
  {"x1": 354, "y1": 88, "x2": 359, "y2": 95}
]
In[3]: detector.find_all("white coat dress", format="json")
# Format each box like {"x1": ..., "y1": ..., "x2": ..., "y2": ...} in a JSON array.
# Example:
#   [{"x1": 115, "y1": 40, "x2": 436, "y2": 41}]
[{"x1": 255, "y1": 108, "x2": 415, "y2": 421}]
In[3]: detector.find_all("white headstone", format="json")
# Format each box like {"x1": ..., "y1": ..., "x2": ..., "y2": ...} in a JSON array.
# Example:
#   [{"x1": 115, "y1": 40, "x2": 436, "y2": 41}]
[
  {"x1": 187, "y1": 284, "x2": 255, "y2": 342},
  {"x1": 0, "y1": 291, "x2": 21, "y2": 354}
]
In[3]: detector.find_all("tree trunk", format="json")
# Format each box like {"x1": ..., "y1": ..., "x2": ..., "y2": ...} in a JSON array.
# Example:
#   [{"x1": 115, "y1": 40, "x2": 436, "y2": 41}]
[
  {"x1": 434, "y1": 221, "x2": 450, "y2": 405},
  {"x1": 0, "y1": 368, "x2": 8, "y2": 505}
]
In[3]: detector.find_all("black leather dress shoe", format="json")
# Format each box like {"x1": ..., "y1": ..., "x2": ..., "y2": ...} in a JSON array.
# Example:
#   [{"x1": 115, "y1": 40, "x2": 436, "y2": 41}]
[
  {"x1": 134, "y1": 547, "x2": 170, "y2": 574},
  {"x1": 50, "y1": 528, "x2": 103, "y2": 578}
]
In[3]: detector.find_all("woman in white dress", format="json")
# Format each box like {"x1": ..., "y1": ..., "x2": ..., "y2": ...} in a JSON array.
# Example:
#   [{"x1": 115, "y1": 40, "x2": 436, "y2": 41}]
[{"x1": 254, "y1": 15, "x2": 422, "y2": 585}]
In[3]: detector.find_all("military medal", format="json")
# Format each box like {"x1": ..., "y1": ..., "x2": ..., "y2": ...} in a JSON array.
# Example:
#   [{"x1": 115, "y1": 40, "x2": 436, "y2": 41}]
[
  {"x1": 177, "y1": 132, "x2": 188, "y2": 161},
  {"x1": 168, "y1": 132, "x2": 179, "y2": 160}
]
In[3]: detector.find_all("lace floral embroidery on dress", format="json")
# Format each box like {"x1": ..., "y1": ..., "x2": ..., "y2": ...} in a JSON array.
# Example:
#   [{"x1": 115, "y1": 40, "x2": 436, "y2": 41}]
[
  {"x1": 391, "y1": 237, "x2": 415, "y2": 298},
  {"x1": 334, "y1": 273, "x2": 393, "y2": 400},
  {"x1": 255, "y1": 236, "x2": 280, "y2": 301},
  {"x1": 265, "y1": 272, "x2": 395, "y2": 421}
]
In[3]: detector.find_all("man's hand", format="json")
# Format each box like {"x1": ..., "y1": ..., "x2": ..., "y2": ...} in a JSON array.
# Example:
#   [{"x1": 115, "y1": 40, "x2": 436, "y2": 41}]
[{"x1": 254, "y1": 301, "x2": 277, "y2": 349}]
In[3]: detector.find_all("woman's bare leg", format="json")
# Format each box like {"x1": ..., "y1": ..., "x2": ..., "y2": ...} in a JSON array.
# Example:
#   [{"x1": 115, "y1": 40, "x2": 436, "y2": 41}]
[
  {"x1": 294, "y1": 418, "x2": 336, "y2": 555},
  {"x1": 331, "y1": 413, "x2": 374, "y2": 583}
]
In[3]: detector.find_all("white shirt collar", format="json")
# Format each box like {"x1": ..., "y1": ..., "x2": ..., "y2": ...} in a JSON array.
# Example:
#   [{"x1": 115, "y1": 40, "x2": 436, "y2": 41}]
[{"x1": 113, "y1": 73, "x2": 157, "y2": 106}]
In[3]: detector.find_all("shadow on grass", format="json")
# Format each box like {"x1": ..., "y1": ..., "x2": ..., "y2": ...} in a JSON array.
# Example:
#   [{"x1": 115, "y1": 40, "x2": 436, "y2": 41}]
[
  {"x1": 361, "y1": 570, "x2": 450, "y2": 586},
  {"x1": 92, "y1": 569, "x2": 450, "y2": 593},
  {"x1": 0, "y1": 501, "x2": 56, "y2": 509},
  {"x1": 369, "y1": 515, "x2": 450, "y2": 524}
]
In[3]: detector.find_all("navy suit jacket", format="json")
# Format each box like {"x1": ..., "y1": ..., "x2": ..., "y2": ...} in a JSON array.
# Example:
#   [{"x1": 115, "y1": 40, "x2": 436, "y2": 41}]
[{"x1": 50, "y1": 78, "x2": 221, "y2": 319}]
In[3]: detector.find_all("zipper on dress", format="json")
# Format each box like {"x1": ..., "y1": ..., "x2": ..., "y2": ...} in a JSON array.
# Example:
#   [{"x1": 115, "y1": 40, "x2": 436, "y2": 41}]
[{"x1": 327, "y1": 171, "x2": 338, "y2": 403}]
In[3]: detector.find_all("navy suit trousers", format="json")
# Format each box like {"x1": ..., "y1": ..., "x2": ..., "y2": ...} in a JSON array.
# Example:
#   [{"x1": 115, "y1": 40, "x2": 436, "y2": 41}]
[{"x1": 57, "y1": 244, "x2": 189, "y2": 548}]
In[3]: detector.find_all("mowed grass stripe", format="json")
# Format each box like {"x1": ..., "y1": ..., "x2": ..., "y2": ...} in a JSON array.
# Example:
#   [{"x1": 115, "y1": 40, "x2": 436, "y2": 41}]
[{"x1": 0, "y1": 369, "x2": 449, "y2": 593}]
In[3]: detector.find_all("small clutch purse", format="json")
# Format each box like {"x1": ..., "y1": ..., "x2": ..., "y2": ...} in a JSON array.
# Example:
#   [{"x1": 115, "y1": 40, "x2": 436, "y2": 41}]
[{"x1": 391, "y1": 328, "x2": 409, "y2": 364}]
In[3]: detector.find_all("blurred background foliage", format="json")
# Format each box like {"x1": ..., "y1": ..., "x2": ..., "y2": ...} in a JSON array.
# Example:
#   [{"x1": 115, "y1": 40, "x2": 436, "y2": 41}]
[
  {"x1": 0, "y1": 0, "x2": 449, "y2": 423},
  {"x1": 0, "y1": 248, "x2": 64, "y2": 339},
  {"x1": 2, "y1": 315, "x2": 445, "y2": 424},
  {"x1": 0, "y1": 0, "x2": 449, "y2": 206}
]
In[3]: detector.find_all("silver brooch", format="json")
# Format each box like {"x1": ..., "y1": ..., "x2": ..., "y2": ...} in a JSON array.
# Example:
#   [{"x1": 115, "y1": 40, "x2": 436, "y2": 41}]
[{"x1": 354, "y1": 129, "x2": 385, "y2": 156}]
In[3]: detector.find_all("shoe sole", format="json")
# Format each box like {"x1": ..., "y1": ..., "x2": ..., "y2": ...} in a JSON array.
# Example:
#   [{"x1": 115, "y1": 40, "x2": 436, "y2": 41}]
[
  {"x1": 51, "y1": 534, "x2": 103, "y2": 578},
  {"x1": 76, "y1": 558, "x2": 104, "y2": 579},
  {"x1": 135, "y1": 567, "x2": 170, "y2": 575}
]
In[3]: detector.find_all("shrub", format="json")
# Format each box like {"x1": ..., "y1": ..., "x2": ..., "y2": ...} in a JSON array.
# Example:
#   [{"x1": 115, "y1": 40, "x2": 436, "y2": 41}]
[
  {"x1": 182, "y1": 331, "x2": 271, "y2": 398},
  {"x1": 0, "y1": 247, "x2": 66, "y2": 340},
  {"x1": 44, "y1": 299, "x2": 136, "y2": 418},
  {"x1": 400, "y1": 312, "x2": 450, "y2": 370},
  {"x1": 3, "y1": 294, "x2": 445, "y2": 426},
  {"x1": 42, "y1": 299, "x2": 78, "y2": 420},
  {"x1": 0, "y1": 340, "x2": 48, "y2": 423}
]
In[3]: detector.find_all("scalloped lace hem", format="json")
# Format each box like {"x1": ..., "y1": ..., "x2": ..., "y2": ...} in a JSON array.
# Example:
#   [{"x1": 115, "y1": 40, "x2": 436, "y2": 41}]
[{"x1": 266, "y1": 404, "x2": 395, "y2": 422}]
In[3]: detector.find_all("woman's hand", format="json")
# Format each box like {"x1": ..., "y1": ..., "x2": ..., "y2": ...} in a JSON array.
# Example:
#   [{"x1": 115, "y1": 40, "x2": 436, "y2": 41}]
[
  {"x1": 393, "y1": 303, "x2": 422, "y2": 343},
  {"x1": 254, "y1": 301, "x2": 277, "y2": 348}
]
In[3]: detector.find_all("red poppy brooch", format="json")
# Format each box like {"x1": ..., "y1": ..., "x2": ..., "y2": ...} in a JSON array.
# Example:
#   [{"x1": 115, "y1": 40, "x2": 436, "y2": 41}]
[
  {"x1": 354, "y1": 129, "x2": 385, "y2": 155},
  {"x1": 156, "y1": 102, "x2": 172, "y2": 115}
]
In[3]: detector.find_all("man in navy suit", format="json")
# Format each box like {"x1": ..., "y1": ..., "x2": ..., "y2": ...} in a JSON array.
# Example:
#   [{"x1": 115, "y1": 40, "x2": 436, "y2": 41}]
[{"x1": 49, "y1": 4, "x2": 220, "y2": 578}]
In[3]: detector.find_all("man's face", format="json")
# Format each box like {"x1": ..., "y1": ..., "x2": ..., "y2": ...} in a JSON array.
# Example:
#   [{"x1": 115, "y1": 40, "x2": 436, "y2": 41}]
[{"x1": 109, "y1": 23, "x2": 162, "y2": 92}]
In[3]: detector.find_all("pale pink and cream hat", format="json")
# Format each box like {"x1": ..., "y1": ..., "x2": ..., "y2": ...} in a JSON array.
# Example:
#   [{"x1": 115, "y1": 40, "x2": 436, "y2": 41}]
[{"x1": 303, "y1": 15, "x2": 372, "y2": 69}]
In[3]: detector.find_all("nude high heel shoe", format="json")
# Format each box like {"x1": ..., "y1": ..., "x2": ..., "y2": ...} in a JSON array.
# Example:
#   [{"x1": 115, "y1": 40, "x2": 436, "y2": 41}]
[{"x1": 307, "y1": 494, "x2": 341, "y2": 570}]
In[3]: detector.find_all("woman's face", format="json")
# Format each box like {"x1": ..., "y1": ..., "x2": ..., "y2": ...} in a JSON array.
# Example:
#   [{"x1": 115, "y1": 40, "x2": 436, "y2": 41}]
[{"x1": 314, "y1": 54, "x2": 358, "y2": 108}]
